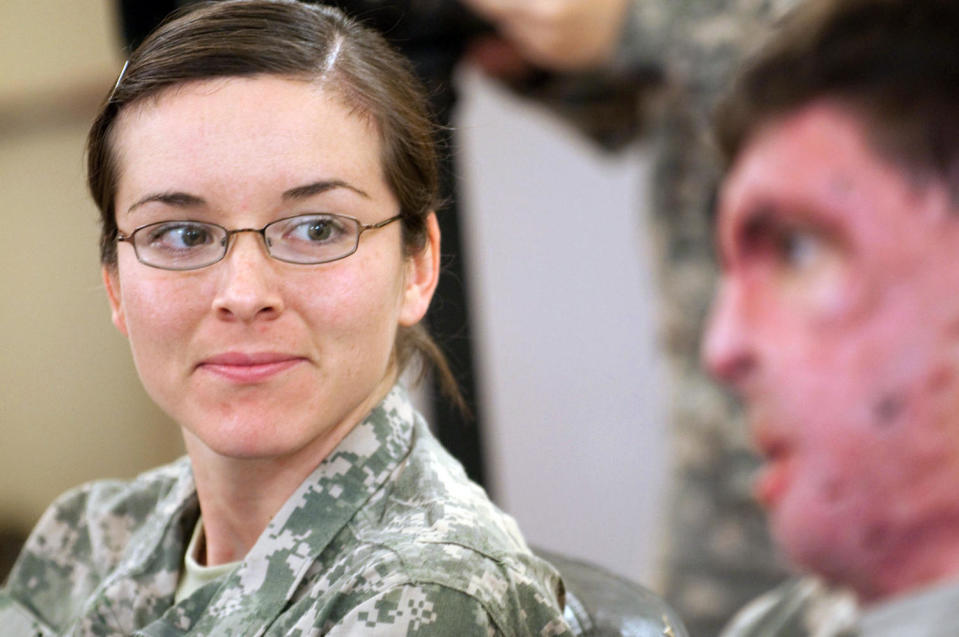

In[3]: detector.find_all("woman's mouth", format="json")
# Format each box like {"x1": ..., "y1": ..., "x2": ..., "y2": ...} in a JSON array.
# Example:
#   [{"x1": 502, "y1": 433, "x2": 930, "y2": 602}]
[{"x1": 197, "y1": 352, "x2": 306, "y2": 383}]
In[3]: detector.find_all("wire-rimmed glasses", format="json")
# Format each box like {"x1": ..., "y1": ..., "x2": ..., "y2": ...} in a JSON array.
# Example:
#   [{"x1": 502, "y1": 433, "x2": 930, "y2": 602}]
[{"x1": 115, "y1": 213, "x2": 402, "y2": 271}]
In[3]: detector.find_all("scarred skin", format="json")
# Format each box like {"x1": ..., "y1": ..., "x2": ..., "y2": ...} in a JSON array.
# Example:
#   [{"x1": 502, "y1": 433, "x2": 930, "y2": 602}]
[{"x1": 704, "y1": 99, "x2": 959, "y2": 603}]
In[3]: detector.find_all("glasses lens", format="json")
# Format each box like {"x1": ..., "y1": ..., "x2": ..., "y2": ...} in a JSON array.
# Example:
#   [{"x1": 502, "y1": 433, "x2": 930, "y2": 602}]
[
  {"x1": 265, "y1": 214, "x2": 360, "y2": 264},
  {"x1": 133, "y1": 221, "x2": 226, "y2": 270}
]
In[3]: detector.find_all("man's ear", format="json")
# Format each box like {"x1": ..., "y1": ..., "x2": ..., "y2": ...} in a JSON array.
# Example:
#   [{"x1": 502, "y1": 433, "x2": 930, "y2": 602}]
[
  {"x1": 399, "y1": 212, "x2": 441, "y2": 326},
  {"x1": 102, "y1": 266, "x2": 128, "y2": 337}
]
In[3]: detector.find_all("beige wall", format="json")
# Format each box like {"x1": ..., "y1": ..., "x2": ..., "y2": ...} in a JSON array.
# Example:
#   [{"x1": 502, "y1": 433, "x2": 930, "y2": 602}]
[{"x1": 1, "y1": 2, "x2": 183, "y2": 533}]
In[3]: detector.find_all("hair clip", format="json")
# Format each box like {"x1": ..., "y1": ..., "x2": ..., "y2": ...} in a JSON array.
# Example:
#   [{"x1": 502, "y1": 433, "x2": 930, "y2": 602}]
[{"x1": 108, "y1": 60, "x2": 130, "y2": 103}]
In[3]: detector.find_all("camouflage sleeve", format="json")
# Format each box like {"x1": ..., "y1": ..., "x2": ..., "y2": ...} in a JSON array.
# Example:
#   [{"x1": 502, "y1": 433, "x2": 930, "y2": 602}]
[
  {"x1": 3, "y1": 484, "x2": 106, "y2": 632},
  {"x1": 0, "y1": 594, "x2": 58, "y2": 637},
  {"x1": 3, "y1": 476, "x2": 164, "y2": 633},
  {"x1": 487, "y1": 0, "x2": 659, "y2": 152},
  {"x1": 324, "y1": 584, "x2": 570, "y2": 636},
  {"x1": 500, "y1": 0, "x2": 796, "y2": 150},
  {"x1": 613, "y1": 0, "x2": 794, "y2": 96}
]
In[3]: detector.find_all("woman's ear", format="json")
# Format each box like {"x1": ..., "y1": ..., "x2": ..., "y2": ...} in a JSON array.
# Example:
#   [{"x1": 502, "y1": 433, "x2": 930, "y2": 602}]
[
  {"x1": 102, "y1": 266, "x2": 129, "y2": 337},
  {"x1": 399, "y1": 212, "x2": 441, "y2": 326}
]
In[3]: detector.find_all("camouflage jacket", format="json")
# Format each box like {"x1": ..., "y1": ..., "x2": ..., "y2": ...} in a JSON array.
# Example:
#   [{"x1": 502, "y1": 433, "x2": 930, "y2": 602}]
[
  {"x1": 0, "y1": 386, "x2": 571, "y2": 636},
  {"x1": 720, "y1": 577, "x2": 859, "y2": 637},
  {"x1": 722, "y1": 575, "x2": 959, "y2": 637}
]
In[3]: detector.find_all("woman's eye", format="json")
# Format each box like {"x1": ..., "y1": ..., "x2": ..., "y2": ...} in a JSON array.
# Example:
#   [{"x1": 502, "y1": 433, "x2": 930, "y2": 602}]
[
  {"x1": 306, "y1": 220, "x2": 334, "y2": 242},
  {"x1": 147, "y1": 223, "x2": 213, "y2": 249},
  {"x1": 287, "y1": 216, "x2": 348, "y2": 244}
]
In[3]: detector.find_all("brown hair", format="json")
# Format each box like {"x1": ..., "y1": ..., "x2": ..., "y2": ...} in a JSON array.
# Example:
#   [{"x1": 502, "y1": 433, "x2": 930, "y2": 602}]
[
  {"x1": 714, "y1": 0, "x2": 959, "y2": 199},
  {"x1": 87, "y1": 0, "x2": 463, "y2": 408}
]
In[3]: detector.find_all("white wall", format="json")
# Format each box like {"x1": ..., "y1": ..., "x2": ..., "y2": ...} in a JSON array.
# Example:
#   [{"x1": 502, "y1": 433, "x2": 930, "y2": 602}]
[{"x1": 455, "y1": 68, "x2": 670, "y2": 586}]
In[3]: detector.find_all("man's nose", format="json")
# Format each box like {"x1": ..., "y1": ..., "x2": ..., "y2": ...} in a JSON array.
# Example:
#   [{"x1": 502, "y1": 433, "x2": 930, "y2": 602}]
[
  {"x1": 211, "y1": 232, "x2": 284, "y2": 323},
  {"x1": 702, "y1": 278, "x2": 757, "y2": 387}
]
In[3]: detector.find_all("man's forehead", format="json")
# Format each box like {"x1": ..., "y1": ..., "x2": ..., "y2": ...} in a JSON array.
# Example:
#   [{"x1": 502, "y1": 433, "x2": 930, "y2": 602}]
[
  {"x1": 719, "y1": 103, "x2": 891, "y2": 235},
  {"x1": 715, "y1": 98, "x2": 959, "y2": 274}
]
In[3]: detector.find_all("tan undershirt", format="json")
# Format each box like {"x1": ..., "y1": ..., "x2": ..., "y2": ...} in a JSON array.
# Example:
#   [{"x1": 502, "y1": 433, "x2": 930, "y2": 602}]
[{"x1": 174, "y1": 518, "x2": 241, "y2": 603}]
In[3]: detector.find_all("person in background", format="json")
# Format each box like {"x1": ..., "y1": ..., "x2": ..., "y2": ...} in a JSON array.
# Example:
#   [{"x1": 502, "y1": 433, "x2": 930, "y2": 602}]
[
  {"x1": 703, "y1": 0, "x2": 959, "y2": 634},
  {"x1": 0, "y1": 2, "x2": 575, "y2": 633}
]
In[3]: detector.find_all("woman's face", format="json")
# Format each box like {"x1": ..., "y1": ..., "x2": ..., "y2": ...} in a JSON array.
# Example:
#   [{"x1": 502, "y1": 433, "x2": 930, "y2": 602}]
[{"x1": 104, "y1": 76, "x2": 438, "y2": 462}]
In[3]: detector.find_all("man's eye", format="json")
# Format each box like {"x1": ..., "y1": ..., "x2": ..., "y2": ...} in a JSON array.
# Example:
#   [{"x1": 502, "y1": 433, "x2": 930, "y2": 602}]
[
  {"x1": 779, "y1": 229, "x2": 821, "y2": 269},
  {"x1": 740, "y1": 213, "x2": 824, "y2": 271}
]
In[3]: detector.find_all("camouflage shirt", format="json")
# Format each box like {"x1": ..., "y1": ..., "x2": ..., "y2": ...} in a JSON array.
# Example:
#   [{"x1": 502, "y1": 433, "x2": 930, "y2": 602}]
[
  {"x1": 0, "y1": 386, "x2": 572, "y2": 636},
  {"x1": 722, "y1": 575, "x2": 959, "y2": 637}
]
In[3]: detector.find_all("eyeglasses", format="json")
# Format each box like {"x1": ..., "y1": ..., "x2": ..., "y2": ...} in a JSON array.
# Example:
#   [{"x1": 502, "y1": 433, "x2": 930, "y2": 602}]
[{"x1": 116, "y1": 213, "x2": 402, "y2": 271}]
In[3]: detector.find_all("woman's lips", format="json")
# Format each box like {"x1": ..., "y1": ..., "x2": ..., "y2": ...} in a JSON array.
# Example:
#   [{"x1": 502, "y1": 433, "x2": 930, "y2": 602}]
[{"x1": 197, "y1": 352, "x2": 306, "y2": 383}]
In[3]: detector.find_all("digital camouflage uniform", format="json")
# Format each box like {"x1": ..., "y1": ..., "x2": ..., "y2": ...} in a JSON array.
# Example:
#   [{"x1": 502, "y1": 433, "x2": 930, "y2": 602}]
[
  {"x1": 0, "y1": 386, "x2": 572, "y2": 636},
  {"x1": 721, "y1": 574, "x2": 959, "y2": 636}
]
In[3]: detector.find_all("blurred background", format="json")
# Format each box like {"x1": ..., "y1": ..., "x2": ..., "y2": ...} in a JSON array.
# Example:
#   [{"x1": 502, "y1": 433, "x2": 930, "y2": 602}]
[{"x1": 0, "y1": 0, "x2": 669, "y2": 594}]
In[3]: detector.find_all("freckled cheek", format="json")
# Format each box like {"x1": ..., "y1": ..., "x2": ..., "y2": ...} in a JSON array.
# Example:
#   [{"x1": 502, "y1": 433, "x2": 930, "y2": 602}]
[
  {"x1": 292, "y1": 272, "x2": 403, "y2": 344},
  {"x1": 119, "y1": 276, "x2": 212, "y2": 347}
]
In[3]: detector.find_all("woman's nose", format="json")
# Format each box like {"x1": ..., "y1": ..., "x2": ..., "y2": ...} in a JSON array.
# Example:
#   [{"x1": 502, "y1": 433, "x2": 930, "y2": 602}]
[
  {"x1": 211, "y1": 233, "x2": 284, "y2": 322},
  {"x1": 702, "y1": 278, "x2": 757, "y2": 388}
]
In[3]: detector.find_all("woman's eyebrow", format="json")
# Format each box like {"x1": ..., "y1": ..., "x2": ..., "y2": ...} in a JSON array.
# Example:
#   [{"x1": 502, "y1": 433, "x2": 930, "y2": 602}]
[
  {"x1": 282, "y1": 179, "x2": 369, "y2": 201},
  {"x1": 127, "y1": 191, "x2": 205, "y2": 214},
  {"x1": 125, "y1": 180, "x2": 370, "y2": 215}
]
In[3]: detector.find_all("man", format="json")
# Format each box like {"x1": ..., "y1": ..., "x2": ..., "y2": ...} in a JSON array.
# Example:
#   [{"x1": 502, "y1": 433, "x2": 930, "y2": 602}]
[{"x1": 703, "y1": 0, "x2": 959, "y2": 634}]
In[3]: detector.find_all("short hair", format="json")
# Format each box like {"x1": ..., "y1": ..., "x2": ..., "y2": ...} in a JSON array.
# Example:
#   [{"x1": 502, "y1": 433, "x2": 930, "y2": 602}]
[
  {"x1": 714, "y1": 0, "x2": 959, "y2": 199},
  {"x1": 87, "y1": 0, "x2": 461, "y2": 407}
]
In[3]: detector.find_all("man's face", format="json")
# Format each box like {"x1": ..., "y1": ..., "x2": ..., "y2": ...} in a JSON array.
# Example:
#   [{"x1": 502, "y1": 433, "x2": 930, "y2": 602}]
[{"x1": 704, "y1": 100, "x2": 959, "y2": 596}]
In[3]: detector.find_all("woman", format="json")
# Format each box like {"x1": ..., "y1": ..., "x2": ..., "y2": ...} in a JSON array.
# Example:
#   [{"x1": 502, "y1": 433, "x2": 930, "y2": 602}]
[{"x1": 0, "y1": 2, "x2": 570, "y2": 634}]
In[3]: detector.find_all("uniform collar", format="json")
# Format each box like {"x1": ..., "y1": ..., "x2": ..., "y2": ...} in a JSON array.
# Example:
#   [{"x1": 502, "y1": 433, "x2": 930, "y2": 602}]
[
  {"x1": 135, "y1": 384, "x2": 416, "y2": 636},
  {"x1": 858, "y1": 576, "x2": 959, "y2": 637}
]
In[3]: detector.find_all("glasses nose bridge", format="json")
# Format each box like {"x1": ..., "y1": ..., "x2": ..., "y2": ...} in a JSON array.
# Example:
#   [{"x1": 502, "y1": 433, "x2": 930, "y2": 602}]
[{"x1": 223, "y1": 226, "x2": 272, "y2": 259}]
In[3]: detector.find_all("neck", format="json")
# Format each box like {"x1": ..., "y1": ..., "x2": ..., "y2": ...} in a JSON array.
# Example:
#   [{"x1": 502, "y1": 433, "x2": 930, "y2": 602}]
[
  {"x1": 185, "y1": 446, "x2": 314, "y2": 565},
  {"x1": 183, "y1": 377, "x2": 395, "y2": 566},
  {"x1": 852, "y1": 513, "x2": 959, "y2": 604}
]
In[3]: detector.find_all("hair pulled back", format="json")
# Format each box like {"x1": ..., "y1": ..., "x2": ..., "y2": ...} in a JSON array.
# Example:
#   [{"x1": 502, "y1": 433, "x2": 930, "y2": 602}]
[{"x1": 87, "y1": 0, "x2": 462, "y2": 407}]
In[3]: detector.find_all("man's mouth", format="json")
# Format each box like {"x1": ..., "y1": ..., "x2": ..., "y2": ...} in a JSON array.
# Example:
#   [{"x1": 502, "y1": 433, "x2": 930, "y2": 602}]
[
  {"x1": 750, "y1": 413, "x2": 795, "y2": 508},
  {"x1": 754, "y1": 439, "x2": 794, "y2": 508}
]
